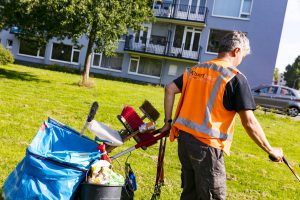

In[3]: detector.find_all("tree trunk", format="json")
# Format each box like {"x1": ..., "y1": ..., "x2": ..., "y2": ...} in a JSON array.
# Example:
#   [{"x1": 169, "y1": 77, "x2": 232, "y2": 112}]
[{"x1": 81, "y1": 27, "x2": 96, "y2": 86}]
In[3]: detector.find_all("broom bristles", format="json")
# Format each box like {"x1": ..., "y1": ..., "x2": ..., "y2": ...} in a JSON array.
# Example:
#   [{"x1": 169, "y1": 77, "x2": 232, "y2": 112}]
[
  {"x1": 139, "y1": 100, "x2": 160, "y2": 122},
  {"x1": 121, "y1": 106, "x2": 144, "y2": 131}
]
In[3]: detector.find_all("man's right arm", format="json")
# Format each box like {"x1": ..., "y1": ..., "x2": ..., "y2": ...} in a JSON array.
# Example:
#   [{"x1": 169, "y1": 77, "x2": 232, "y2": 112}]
[
  {"x1": 164, "y1": 82, "x2": 181, "y2": 120},
  {"x1": 238, "y1": 110, "x2": 283, "y2": 162},
  {"x1": 160, "y1": 82, "x2": 181, "y2": 133}
]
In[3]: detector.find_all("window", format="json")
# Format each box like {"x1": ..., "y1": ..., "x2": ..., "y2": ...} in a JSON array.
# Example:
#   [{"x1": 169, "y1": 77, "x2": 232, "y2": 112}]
[
  {"x1": 6, "y1": 39, "x2": 13, "y2": 49},
  {"x1": 254, "y1": 87, "x2": 267, "y2": 94},
  {"x1": 129, "y1": 56, "x2": 139, "y2": 73},
  {"x1": 100, "y1": 53, "x2": 123, "y2": 71},
  {"x1": 72, "y1": 48, "x2": 80, "y2": 63},
  {"x1": 92, "y1": 52, "x2": 123, "y2": 71},
  {"x1": 168, "y1": 64, "x2": 178, "y2": 76},
  {"x1": 92, "y1": 53, "x2": 102, "y2": 67},
  {"x1": 280, "y1": 88, "x2": 294, "y2": 97},
  {"x1": 129, "y1": 56, "x2": 162, "y2": 78},
  {"x1": 51, "y1": 43, "x2": 80, "y2": 64},
  {"x1": 255, "y1": 86, "x2": 278, "y2": 95},
  {"x1": 19, "y1": 39, "x2": 45, "y2": 58},
  {"x1": 213, "y1": 0, "x2": 253, "y2": 19},
  {"x1": 207, "y1": 29, "x2": 232, "y2": 53},
  {"x1": 173, "y1": 26, "x2": 184, "y2": 48},
  {"x1": 267, "y1": 86, "x2": 278, "y2": 94},
  {"x1": 150, "y1": 35, "x2": 167, "y2": 46}
]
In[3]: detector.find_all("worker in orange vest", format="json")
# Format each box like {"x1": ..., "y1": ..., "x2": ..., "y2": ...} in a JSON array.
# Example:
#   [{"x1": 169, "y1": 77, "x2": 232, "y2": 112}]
[{"x1": 160, "y1": 31, "x2": 283, "y2": 200}]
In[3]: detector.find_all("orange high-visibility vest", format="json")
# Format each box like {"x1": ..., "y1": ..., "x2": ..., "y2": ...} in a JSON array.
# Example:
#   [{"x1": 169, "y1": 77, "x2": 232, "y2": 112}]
[{"x1": 170, "y1": 59, "x2": 240, "y2": 155}]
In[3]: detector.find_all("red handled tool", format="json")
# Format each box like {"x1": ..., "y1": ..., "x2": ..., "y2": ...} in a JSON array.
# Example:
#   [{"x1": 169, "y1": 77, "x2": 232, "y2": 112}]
[{"x1": 110, "y1": 129, "x2": 168, "y2": 160}]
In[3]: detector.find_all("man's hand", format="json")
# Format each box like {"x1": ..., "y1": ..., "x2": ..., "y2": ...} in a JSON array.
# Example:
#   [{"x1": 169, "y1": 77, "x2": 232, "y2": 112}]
[
  {"x1": 269, "y1": 147, "x2": 284, "y2": 162},
  {"x1": 160, "y1": 123, "x2": 171, "y2": 136},
  {"x1": 238, "y1": 110, "x2": 283, "y2": 162}
]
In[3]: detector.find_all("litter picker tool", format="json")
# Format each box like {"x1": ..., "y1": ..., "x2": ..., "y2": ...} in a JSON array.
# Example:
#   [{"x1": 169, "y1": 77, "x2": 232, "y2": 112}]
[
  {"x1": 80, "y1": 101, "x2": 99, "y2": 136},
  {"x1": 269, "y1": 155, "x2": 300, "y2": 182},
  {"x1": 110, "y1": 129, "x2": 168, "y2": 160},
  {"x1": 151, "y1": 135, "x2": 167, "y2": 200},
  {"x1": 283, "y1": 156, "x2": 300, "y2": 182}
]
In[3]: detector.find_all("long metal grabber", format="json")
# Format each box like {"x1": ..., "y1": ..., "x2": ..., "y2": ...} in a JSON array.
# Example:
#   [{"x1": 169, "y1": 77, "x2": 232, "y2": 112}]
[
  {"x1": 269, "y1": 155, "x2": 300, "y2": 182},
  {"x1": 282, "y1": 156, "x2": 300, "y2": 182}
]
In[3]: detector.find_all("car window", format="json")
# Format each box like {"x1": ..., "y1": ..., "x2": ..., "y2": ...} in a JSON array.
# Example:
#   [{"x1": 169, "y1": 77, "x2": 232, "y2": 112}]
[
  {"x1": 254, "y1": 86, "x2": 279, "y2": 94},
  {"x1": 267, "y1": 86, "x2": 278, "y2": 94},
  {"x1": 280, "y1": 88, "x2": 294, "y2": 96},
  {"x1": 256, "y1": 87, "x2": 268, "y2": 93}
]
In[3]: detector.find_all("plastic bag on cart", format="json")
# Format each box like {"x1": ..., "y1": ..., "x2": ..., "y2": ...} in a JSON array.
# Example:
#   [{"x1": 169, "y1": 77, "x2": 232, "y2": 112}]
[
  {"x1": 87, "y1": 160, "x2": 124, "y2": 185},
  {"x1": 2, "y1": 117, "x2": 101, "y2": 200}
]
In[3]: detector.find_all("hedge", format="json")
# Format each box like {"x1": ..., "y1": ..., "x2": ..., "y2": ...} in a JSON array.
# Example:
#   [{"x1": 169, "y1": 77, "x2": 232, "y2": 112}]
[{"x1": 0, "y1": 44, "x2": 14, "y2": 65}]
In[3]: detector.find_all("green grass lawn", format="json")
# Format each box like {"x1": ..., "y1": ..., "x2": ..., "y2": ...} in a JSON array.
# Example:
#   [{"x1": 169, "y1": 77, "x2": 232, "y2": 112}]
[{"x1": 0, "y1": 64, "x2": 300, "y2": 199}]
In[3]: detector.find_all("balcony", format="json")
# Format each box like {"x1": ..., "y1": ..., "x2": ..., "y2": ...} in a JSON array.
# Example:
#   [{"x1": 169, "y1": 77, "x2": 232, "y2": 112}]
[
  {"x1": 124, "y1": 35, "x2": 200, "y2": 62},
  {"x1": 153, "y1": 2, "x2": 208, "y2": 26}
]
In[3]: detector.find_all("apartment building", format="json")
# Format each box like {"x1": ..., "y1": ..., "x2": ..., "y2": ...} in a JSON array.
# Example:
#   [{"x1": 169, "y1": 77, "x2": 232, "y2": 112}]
[{"x1": 0, "y1": 0, "x2": 288, "y2": 87}]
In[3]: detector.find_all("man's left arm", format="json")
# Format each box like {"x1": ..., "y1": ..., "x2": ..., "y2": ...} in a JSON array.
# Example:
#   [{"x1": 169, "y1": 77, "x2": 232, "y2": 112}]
[{"x1": 238, "y1": 110, "x2": 283, "y2": 162}]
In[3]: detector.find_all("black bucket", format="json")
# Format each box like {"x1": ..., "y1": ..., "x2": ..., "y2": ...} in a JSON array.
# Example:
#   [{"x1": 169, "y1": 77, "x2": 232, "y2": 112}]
[{"x1": 79, "y1": 183, "x2": 123, "y2": 200}]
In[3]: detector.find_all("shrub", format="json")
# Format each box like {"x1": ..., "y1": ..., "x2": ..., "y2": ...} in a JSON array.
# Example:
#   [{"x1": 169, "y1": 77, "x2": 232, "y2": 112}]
[{"x1": 0, "y1": 44, "x2": 14, "y2": 65}]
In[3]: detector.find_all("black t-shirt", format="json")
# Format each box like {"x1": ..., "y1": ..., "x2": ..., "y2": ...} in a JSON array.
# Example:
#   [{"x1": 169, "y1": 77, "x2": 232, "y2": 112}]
[{"x1": 173, "y1": 73, "x2": 256, "y2": 112}]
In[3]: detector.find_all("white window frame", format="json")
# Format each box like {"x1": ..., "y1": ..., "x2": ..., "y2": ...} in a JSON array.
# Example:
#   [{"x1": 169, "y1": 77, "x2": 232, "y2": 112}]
[
  {"x1": 128, "y1": 56, "x2": 140, "y2": 74},
  {"x1": 18, "y1": 40, "x2": 45, "y2": 59},
  {"x1": 168, "y1": 64, "x2": 178, "y2": 76},
  {"x1": 91, "y1": 52, "x2": 102, "y2": 69},
  {"x1": 49, "y1": 42, "x2": 80, "y2": 64},
  {"x1": 91, "y1": 52, "x2": 122, "y2": 72},
  {"x1": 212, "y1": 0, "x2": 253, "y2": 20},
  {"x1": 182, "y1": 26, "x2": 202, "y2": 52},
  {"x1": 134, "y1": 23, "x2": 152, "y2": 47},
  {"x1": 240, "y1": 0, "x2": 252, "y2": 18},
  {"x1": 71, "y1": 47, "x2": 80, "y2": 64},
  {"x1": 6, "y1": 39, "x2": 13, "y2": 50},
  {"x1": 128, "y1": 56, "x2": 160, "y2": 79}
]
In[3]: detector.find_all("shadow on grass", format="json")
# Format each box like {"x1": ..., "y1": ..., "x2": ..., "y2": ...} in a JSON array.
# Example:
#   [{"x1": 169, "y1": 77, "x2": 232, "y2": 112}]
[
  {"x1": 14, "y1": 60, "x2": 162, "y2": 87},
  {"x1": 0, "y1": 68, "x2": 50, "y2": 83},
  {"x1": 69, "y1": 73, "x2": 155, "y2": 88},
  {"x1": 91, "y1": 73, "x2": 152, "y2": 86},
  {"x1": 15, "y1": 60, "x2": 81, "y2": 74}
]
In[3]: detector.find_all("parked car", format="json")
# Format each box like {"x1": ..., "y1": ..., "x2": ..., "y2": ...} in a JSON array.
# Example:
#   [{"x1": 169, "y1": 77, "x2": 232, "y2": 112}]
[{"x1": 251, "y1": 85, "x2": 300, "y2": 117}]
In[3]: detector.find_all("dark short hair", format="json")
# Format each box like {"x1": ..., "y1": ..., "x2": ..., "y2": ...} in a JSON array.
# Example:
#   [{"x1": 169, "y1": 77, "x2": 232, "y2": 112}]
[{"x1": 218, "y1": 31, "x2": 251, "y2": 56}]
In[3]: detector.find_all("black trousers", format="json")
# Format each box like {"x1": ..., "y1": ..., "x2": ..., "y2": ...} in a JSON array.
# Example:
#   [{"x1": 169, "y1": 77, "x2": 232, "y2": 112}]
[{"x1": 178, "y1": 131, "x2": 226, "y2": 200}]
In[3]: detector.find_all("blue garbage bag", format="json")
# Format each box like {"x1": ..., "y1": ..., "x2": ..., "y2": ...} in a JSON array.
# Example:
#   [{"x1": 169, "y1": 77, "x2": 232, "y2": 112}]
[{"x1": 2, "y1": 117, "x2": 101, "y2": 200}]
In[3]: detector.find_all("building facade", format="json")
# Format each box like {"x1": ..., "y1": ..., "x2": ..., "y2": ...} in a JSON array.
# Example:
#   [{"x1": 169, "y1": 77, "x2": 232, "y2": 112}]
[{"x1": 0, "y1": 0, "x2": 288, "y2": 87}]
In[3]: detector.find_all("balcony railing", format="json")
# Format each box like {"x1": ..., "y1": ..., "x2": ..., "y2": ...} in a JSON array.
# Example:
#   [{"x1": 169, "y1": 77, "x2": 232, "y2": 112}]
[
  {"x1": 124, "y1": 35, "x2": 200, "y2": 61},
  {"x1": 153, "y1": 3, "x2": 208, "y2": 22}
]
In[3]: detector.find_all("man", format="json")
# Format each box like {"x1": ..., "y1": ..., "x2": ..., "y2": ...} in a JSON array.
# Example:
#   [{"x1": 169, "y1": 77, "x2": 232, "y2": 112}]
[{"x1": 160, "y1": 31, "x2": 283, "y2": 200}]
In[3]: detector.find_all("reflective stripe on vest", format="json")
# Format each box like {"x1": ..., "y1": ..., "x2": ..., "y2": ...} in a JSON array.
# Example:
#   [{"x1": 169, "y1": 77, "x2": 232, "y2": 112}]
[
  {"x1": 175, "y1": 116, "x2": 233, "y2": 140},
  {"x1": 174, "y1": 63, "x2": 237, "y2": 141}
]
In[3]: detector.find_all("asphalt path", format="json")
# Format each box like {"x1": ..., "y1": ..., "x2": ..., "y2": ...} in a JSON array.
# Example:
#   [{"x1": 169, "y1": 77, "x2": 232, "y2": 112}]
[{"x1": 256, "y1": 110, "x2": 300, "y2": 121}]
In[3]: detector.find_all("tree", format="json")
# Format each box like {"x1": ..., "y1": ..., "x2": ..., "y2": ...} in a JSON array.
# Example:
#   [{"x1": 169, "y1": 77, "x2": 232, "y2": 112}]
[
  {"x1": 283, "y1": 55, "x2": 300, "y2": 89},
  {"x1": 0, "y1": 0, "x2": 5, "y2": 28},
  {"x1": 1, "y1": 0, "x2": 153, "y2": 86},
  {"x1": 273, "y1": 67, "x2": 279, "y2": 85}
]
